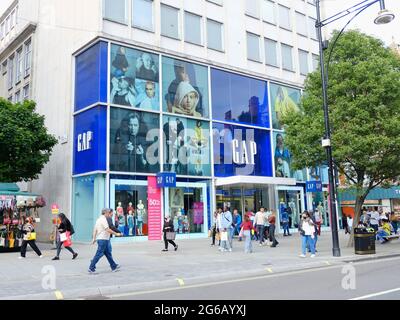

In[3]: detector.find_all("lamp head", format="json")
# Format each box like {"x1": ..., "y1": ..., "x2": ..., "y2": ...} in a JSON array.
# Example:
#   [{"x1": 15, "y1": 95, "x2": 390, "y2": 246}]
[{"x1": 374, "y1": 9, "x2": 395, "y2": 25}]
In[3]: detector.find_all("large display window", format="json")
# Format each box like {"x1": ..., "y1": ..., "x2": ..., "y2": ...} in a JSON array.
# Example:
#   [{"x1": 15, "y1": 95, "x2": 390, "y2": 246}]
[
  {"x1": 163, "y1": 116, "x2": 211, "y2": 176},
  {"x1": 110, "y1": 108, "x2": 160, "y2": 173},
  {"x1": 211, "y1": 68, "x2": 269, "y2": 128},
  {"x1": 270, "y1": 83, "x2": 301, "y2": 130},
  {"x1": 162, "y1": 57, "x2": 209, "y2": 118},
  {"x1": 110, "y1": 44, "x2": 160, "y2": 110},
  {"x1": 164, "y1": 181, "x2": 208, "y2": 235},
  {"x1": 276, "y1": 186, "x2": 305, "y2": 229}
]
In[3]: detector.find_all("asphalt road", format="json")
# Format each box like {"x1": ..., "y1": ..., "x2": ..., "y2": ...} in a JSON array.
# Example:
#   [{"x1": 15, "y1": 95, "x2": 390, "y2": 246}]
[{"x1": 103, "y1": 256, "x2": 400, "y2": 300}]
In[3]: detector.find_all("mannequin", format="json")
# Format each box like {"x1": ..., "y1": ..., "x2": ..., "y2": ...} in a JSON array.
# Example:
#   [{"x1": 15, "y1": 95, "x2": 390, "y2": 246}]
[
  {"x1": 173, "y1": 214, "x2": 179, "y2": 232},
  {"x1": 317, "y1": 201, "x2": 325, "y2": 225},
  {"x1": 288, "y1": 198, "x2": 296, "y2": 228},
  {"x1": 116, "y1": 202, "x2": 125, "y2": 234},
  {"x1": 127, "y1": 210, "x2": 135, "y2": 236},
  {"x1": 136, "y1": 200, "x2": 145, "y2": 235}
]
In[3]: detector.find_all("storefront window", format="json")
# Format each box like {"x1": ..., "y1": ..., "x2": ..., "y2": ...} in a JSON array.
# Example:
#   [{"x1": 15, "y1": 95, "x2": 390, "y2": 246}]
[
  {"x1": 270, "y1": 83, "x2": 301, "y2": 130},
  {"x1": 110, "y1": 44, "x2": 159, "y2": 110},
  {"x1": 163, "y1": 116, "x2": 211, "y2": 176},
  {"x1": 311, "y1": 191, "x2": 329, "y2": 227},
  {"x1": 162, "y1": 56, "x2": 209, "y2": 118},
  {"x1": 277, "y1": 188, "x2": 304, "y2": 229},
  {"x1": 110, "y1": 108, "x2": 160, "y2": 173},
  {"x1": 165, "y1": 181, "x2": 208, "y2": 234},
  {"x1": 211, "y1": 68, "x2": 269, "y2": 127}
]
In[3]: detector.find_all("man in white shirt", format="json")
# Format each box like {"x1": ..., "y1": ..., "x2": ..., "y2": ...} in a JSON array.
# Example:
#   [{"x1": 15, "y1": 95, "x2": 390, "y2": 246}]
[
  {"x1": 369, "y1": 207, "x2": 380, "y2": 232},
  {"x1": 254, "y1": 207, "x2": 266, "y2": 245},
  {"x1": 88, "y1": 208, "x2": 122, "y2": 274}
]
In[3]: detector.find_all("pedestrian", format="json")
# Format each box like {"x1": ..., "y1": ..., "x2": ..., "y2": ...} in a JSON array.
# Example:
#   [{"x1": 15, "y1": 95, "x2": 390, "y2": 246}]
[
  {"x1": 390, "y1": 212, "x2": 398, "y2": 234},
  {"x1": 240, "y1": 214, "x2": 254, "y2": 253},
  {"x1": 369, "y1": 207, "x2": 380, "y2": 232},
  {"x1": 223, "y1": 207, "x2": 234, "y2": 248},
  {"x1": 219, "y1": 206, "x2": 233, "y2": 252},
  {"x1": 313, "y1": 209, "x2": 323, "y2": 236},
  {"x1": 210, "y1": 210, "x2": 218, "y2": 246},
  {"x1": 376, "y1": 217, "x2": 391, "y2": 243},
  {"x1": 281, "y1": 208, "x2": 291, "y2": 236},
  {"x1": 19, "y1": 217, "x2": 43, "y2": 259},
  {"x1": 88, "y1": 208, "x2": 122, "y2": 274},
  {"x1": 268, "y1": 211, "x2": 279, "y2": 247},
  {"x1": 162, "y1": 215, "x2": 178, "y2": 251},
  {"x1": 233, "y1": 209, "x2": 242, "y2": 240},
  {"x1": 216, "y1": 208, "x2": 223, "y2": 249},
  {"x1": 254, "y1": 207, "x2": 266, "y2": 246},
  {"x1": 299, "y1": 212, "x2": 316, "y2": 258},
  {"x1": 347, "y1": 215, "x2": 353, "y2": 234},
  {"x1": 342, "y1": 214, "x2": 350, "y2": 234},
  {"x1": 52, "y1": 213, "x2": 78, "y2": 260}
]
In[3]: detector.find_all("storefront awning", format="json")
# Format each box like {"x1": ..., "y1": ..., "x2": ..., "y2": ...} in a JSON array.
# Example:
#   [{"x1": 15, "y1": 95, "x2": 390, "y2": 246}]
[{"x1": 215, "y1": 176, "x2": 297, "y2": 187}]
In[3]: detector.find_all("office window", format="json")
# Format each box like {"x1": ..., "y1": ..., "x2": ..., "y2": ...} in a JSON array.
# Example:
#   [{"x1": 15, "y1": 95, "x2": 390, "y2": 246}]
[
  {"x1": 161, "y1": 4, "x2": 180, "y2": 39},
  {"x1": 104, "y1": 0, "x2": 127, "y2": 24},
  {"x1": 299, "y1": 50, "x2": 309, "y2": 75},
  {"x1": 7, "y1": 56, "x2": 14, "y2": 89},
  {"x1": 246, "y1": 0, "x2": 260, "y2": 18},
  {"x1": 265, "y1": 38, "x2": 278, "y2": 67},
  {"x1": 0, "y1": 23, "x2": 4, "y2": 39},
  {"x1": 23, "y1": 84, "x2": 30, "y2": 100},
  {"x1": 281, "y1": 44, "x2": 293, "y2": 71},
  {"x1": 312, "y1": 54, "x2": 319, "y2": 71},
  {"x1": 5, "y1": 16, "x2": 10, "y2": 34},
  {"x1": 207, "y1": 0, "x2": 223, "y2": 5},
  {"x1": 2, "y1": 60, "x2": 6, "y2": 75},
  {"x1": 207, "y1": 19, "x2": 223, "y2": 51},
  {"x1": 15, "y1": 90, "x2": 21, "y2": 103},
  {"x1": 16, "y1": 48, "x2": 23, "y2": 83},
  {"x1": 262, "y1": 0, "x2": 276, "y2": 24},
  {"x1": 278, "y1": 5, "x2": 291, "y2": 30},
  {"x1": 132, "y1": 0, "x2": 153, "y2": 31},
  {"x1": 10, "y1": 10, "x2": 15, "y2": 29},
  {"x1": 24, "y1": 40, "x2": 32, "y2": 77},
  {"x1": 184, "y1": 12, "x2": 202, "y2": 45},
  {"x1": 247, "y1": 32, "x2": 260, "y2": 62},
  {"x1": 296, "y1": 12, "x2": 307, "y2": 36},
  {"x1": 309, "y1": 17, "x2": 317, "y2": 39}
]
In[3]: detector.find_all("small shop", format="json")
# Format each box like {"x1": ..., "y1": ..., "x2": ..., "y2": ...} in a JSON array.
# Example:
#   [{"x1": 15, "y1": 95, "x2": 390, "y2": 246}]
[{"x1": 0, "y1": 183, "x2": 45, "y2": 252}]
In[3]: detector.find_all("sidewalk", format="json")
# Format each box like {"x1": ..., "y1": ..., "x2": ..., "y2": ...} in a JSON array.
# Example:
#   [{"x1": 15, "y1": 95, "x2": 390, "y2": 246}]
[{"x1": 2, "y1": 230, "x2": 399, "y2": 300}]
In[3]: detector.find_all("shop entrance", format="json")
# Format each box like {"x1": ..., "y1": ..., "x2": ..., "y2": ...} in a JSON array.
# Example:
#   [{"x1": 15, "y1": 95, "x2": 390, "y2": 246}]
[{"x1": 276, "y1": 186, "x2": 305, "y2": 229}]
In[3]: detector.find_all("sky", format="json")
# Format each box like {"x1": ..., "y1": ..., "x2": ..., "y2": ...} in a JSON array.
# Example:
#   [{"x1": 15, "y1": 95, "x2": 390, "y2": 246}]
[{"x1": 0, "y1": 0, "x2": 398, "y2": 46}]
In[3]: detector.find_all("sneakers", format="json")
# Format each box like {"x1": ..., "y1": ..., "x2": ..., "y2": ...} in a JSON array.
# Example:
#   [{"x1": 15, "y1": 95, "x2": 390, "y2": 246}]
[
  {"x1": 228, "y1": 248, "x2": 232, "y2": 252},
  {"x1": 112, "y1": 264, "x2": 121, "y2": 272},
  {"x1": 299, "y1": 254, "x2": 306, "y2": 258},
  {"x1": 310, "y1": 254, "x2": 316, "y2": 258},
  {"x1": 174, "y1": 245, "x2": 178, "y2": 251},
  {"x1": 18, "y1": 256, "x2": 25, "y2": 259},
  {"x1": 162, "y1": 249, "x2": 168, "y2": 252},
  {"x1": 39, "y1": 255, "x2": 43, "y2": 258},
  {"x1": 72, "y1": 253, "x2": 78, "y2": 260},
  {"x1": 52, "y1": 256, "x2": 60, "y2": 261},
  {"x1": 88, "y1": 269, "x2": 97, "y2": 274}
]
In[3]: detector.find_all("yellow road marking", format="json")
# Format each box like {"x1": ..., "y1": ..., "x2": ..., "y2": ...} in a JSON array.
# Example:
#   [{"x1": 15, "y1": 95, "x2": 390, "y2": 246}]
[
  {"x1": 266, "y1": 268, "x2": 273, "y2": 273},
  {"x1": 54, "y1": 291, "x2": 64, "y2": 300},
  {"x1": 176, "y1": 278, "x2": 185, "y2": 286}
]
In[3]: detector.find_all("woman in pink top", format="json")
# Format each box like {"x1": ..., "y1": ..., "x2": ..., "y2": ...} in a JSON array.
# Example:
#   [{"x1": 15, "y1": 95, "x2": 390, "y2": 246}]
[{"x1": 240, "y1": 214, "x2": 254, "y2": 253}]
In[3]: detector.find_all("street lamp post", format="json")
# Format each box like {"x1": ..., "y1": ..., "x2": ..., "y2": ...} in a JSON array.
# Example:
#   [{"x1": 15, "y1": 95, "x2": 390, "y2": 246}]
[{"x1": 315, "y1": 0, "x2": 395, "y2": 257}]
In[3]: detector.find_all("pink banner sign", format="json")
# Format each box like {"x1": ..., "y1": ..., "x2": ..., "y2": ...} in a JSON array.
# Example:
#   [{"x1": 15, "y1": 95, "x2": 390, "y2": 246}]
[
  {"x1": 147, "y1": 176, "x2": 162, "y2": 240},
  {"x1": 193, "y1": 202, "x2": 204, "y2": 225}
]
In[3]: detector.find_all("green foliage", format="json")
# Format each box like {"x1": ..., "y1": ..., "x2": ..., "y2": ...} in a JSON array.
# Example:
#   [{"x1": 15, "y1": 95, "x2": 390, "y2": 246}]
[
  {"x1": 282, "y1": 30, "x2": 400, "y2": 191},
  {"x1": 0, "y1": 98, "x2": 58, "y2": 182}
]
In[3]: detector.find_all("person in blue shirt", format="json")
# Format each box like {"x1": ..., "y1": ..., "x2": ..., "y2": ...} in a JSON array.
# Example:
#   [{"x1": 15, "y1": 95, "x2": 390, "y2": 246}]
[
  {"x1": 281, "y1": 208, "x2": 291, "y2": 236},
  {"x1": 233, "y1": 209, "x2": 242, "y2": 240}
]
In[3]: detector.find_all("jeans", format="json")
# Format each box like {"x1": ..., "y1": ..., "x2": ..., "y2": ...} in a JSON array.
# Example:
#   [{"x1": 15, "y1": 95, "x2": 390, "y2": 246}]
[
  {"x1": 56, "y1": 240, "x2": 75, "y2": 257},
  {"x1": 221, "y1": 229, "x2": 231, "y2": 250},
  {"x1": 256, "y1": 225, "x2": 264, "y2": 244},
  {"x1": 282, "y1": 222, "x2": 290, "y2": 235},
  {"x1": 89, "y1": 240, "x2": 118, "y2": 271},
  {"x1": 211, "y1": 227, "x2": 217, "y2": 245},
  {"x1": 243, "y1": 230, "x2": 252, "y2": 253},
  {"x1": 228, "y1": 227, "x2": 234, "y2": 248},
  {"x1": 20, "y1": 240, "x2": 42, "y2": 257},
  {"x1": 302, "y1": 235, "x2": 315, "y2": 255},
  {"x1": 269, "y1": 224, "x2": 279, "y2": 246},
  {"x1": 376, "y1": 230, "x2": 390, "y2": 243},
  {"x1": 391, "y1": 221, "x2": 398, "y2": 234}
]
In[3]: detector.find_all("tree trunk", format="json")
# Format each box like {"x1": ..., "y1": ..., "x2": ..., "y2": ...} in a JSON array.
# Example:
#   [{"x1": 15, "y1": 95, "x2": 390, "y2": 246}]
[{"x1": 347, "y1": 194, "x2": 365, "y2": 247}]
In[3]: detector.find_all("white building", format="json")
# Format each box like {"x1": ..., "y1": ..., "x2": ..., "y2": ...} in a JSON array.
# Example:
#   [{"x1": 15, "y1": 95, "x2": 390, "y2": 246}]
[{"x1": 0, "y1": 0, "x2": 328, "y2": 242}]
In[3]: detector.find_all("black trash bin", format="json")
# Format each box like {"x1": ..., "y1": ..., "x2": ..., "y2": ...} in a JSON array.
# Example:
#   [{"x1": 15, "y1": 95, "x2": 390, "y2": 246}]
[{"x1": 354, "y1": 227, "x2": 375, "y2": 255}]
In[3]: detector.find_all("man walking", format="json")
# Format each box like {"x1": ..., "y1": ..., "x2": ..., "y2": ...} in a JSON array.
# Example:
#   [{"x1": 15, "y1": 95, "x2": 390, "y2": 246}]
[
  {"x1": 88, "y1": 208, "x2": 122, "y2": 274},
  {"x1": 254, "y1": 207, "x2": 266, "y2": 246},
  {"x1": 220, "y1": 206, "x2": 233, "y2": 252}
]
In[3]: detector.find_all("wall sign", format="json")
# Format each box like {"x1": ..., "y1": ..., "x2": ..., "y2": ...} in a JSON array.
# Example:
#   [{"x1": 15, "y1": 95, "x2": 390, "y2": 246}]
[
  {"x1": 306, "y1": 181, "x2": 323, "y2": 193},
  {"x1": 232, "y1": 139, "x2": 257, "y2": 165},
  {"x1": 147, "y1": 176, "x2": 162, "y2": 240},
  {"x1": 77, "y1": 131, "x2": 93, "y2": 152},
  {"x1": 156, "y1": 172, "x2": 176, "y2": 188}
]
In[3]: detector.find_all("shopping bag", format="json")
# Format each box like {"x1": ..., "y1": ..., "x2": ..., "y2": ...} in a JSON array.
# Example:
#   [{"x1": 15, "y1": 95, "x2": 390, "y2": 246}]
[
  {"x1": 208, "y1": 229, "x2": 212, "y2": 237},
  {"x1": 63, "y1": 231, "x2": 72, "y2": 247},
  {"x1": 220, "y1": 231, "x2": 228, "y2": 241},
  {"x1": 166, "y1": 231, "x2": 176, "y2": 240},
  {"x1": 215, "y1": 232, "x2": 221, "y2": 241},
  {"x1": 59, "y1": 232, "x2": 68, "y2": 242},
  {"x1": 28, "y1": 232, "x2": 36, "y2": 240}
]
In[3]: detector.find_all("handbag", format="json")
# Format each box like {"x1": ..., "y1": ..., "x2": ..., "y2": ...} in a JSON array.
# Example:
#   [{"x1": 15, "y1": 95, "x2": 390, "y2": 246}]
[
  {"x1": 208, "y1": 229, "x2": 212, "y2": 237},
  {"x1": 238, "y1": 227, "x2": 244, "y2": 238},
  {"x1": 166, "y1": 231, "x2": 176, "y2": 240},
  {"x1": 28, "y1": 232, "x2": 36, "y2": 240},
  {"x1": 220, "y1": 231, "x2": 228, "y2": 241},
  {"x1": 215, "y1": 232, "x2": 221, "y2": 241}
]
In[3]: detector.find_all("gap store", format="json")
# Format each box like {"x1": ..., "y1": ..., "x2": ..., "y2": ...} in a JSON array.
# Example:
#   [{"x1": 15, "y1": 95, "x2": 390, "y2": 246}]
[{"x1": 72, "y1": 39, "x2": 330, "y2": 242}]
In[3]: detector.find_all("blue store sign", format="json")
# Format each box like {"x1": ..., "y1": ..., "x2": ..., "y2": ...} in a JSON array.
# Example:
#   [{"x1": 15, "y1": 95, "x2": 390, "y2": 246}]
[
  {"x1": 306, "y1": 181, "x2": 323, "y2": 193},
  {"x1": 156, "y1": 172, "x2": 176, "y2": 188}
]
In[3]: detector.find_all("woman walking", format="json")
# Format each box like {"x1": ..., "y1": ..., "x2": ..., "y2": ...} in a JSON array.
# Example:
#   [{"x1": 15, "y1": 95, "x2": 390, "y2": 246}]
[
  {"x1": 52, "y1": 213, "x2": 78, "y2": 260},
  {"x1": 19, "y1": 217, "x2": 43, "y2": 259},
  {"x1": 240, "y1": 214, "x2": 254, "y2": 253},
  {"x1": 299, "y1": 212, "x2": 316, "y2": 258},
  {"x1": 162, "y1": 215, "x2": 178, "y2": 252}
]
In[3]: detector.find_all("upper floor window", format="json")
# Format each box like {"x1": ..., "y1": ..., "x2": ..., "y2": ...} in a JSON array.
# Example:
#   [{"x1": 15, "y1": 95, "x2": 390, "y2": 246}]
[
  {"x1": 184, "y1": 12, "x2": 202, "y2": 46},
  {"x1": 262, "y1": 0, "x2": 276, "y2": 25},
  {"x1": 10, "y1": 10, "x2": 16, "y2": 29},
  {"x1": 246, "y1": 0, "x2": 260, "y2": 19},
  {"x1": 281, "y1": 44, "x2": 294, "y2": 71},
  {"x1": 161, "y1": 4, "x2": 180, "y2": 39},
  {"x1": 278, "y1": 5, "x2": 291, "y2": 30},
  {"x1": 104, "y1": 0, "x2": 127, "y2": 24},
  {"x1": 132, "y1": 0, "x2": 153, "y2": 31},
  {"x1": 23, "y1": 84, "x2": 30, "y2": 100},
  {"x1": 16, "y1": 47, "x2": 23, "y2": 83},
  {"x1": 2, "y1": 60, "x2": 7, "y2": 75},
  {"x1": 264, "y1": 38, "x2": 278, "y2": 67},
  {"x1": 0, "y1": 22, "x2": 4, "y2": 39},
  {"x1": 24, "y1": 39, "x2": 32, "y2": 77},
  {"x1": 7, "y1": 56, "x2": 14, "y2": 89},
  {"x1": 247, "y1": 32, "x2": 261, "y2": 62},
  {"x1": 207, "y1": 19, "x2": 224, "y2": 52},
  {"x1": 296, "y1": 12, "x2": 307, "y2": 36},
  {"x1": 15, "y1": 90, "x2": 21, "y2": 103},
  {"x1": 5, "y1": 16, "x2": 10, "y2": 34},
  {"x1": 298, "y1": 49, "x2": 309, "y2": 75},
  {"x1": 312, "y1": 54, "x2": 319, "y2": 71},
  {"x1": 309, "y1": 17, "x2": 317, "y2": 40}
]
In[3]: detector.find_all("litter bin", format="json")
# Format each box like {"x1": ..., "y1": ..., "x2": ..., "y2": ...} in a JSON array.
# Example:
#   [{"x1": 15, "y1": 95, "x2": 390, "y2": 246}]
[{"x1": 354, "y1": 227, "x2": 375, "y2": 255}]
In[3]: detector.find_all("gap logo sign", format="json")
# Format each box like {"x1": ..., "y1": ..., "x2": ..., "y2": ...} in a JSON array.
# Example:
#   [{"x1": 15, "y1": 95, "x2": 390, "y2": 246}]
[
  {"x1": 306, "y1": 180, "x2": 323, "y2": 193},
  {"x1": 156, "y1": 172, "x2": 177, "y2": 188}
]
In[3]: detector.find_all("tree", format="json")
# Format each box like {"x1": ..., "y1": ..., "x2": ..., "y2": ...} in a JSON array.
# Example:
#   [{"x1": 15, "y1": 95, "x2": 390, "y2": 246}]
[
  {"x1": 0, "y1": 98, "x2": 58, "y2": 182},
  {"x1": 281, "y1": 30, "x2": 400, "y2": 246}
]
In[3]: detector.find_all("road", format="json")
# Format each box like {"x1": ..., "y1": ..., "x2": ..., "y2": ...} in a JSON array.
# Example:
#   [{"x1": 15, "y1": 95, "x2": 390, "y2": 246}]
[{"x1": 99, "y1": 256, "x2": 400, "y2": 300}]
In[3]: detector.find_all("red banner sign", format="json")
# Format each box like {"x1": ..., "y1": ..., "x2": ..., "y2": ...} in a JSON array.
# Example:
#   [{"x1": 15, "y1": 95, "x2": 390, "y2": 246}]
[{"x1": 147, "y1": 176, "x2": 162, "y2": 240}]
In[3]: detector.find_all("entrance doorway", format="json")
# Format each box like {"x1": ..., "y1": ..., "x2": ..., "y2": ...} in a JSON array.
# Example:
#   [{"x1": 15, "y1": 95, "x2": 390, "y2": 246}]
[{"x1": 276, "y1": 186, "x2": 305, "y2": 229}]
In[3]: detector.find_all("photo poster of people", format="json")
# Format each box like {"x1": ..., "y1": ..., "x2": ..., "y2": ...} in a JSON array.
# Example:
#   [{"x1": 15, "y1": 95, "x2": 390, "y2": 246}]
[
  {"x1": 109, "y1": 108, "x2": 160, "y2": 173},
  {"x1": 273, "y1": 131, "x2": 307, "y2": 181},
  {"x1": 270, "y1": 83, "x2": 301, "y2": 130},
  {"x1": 163, "y1": 116, "x2": 211, "y2": 176},
  {"x1": 110, "y1": 44, "x2": 160, "y2": 111},
  {"x1": 162, "y1": 56, "x2": 209, "y2": 118}
]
